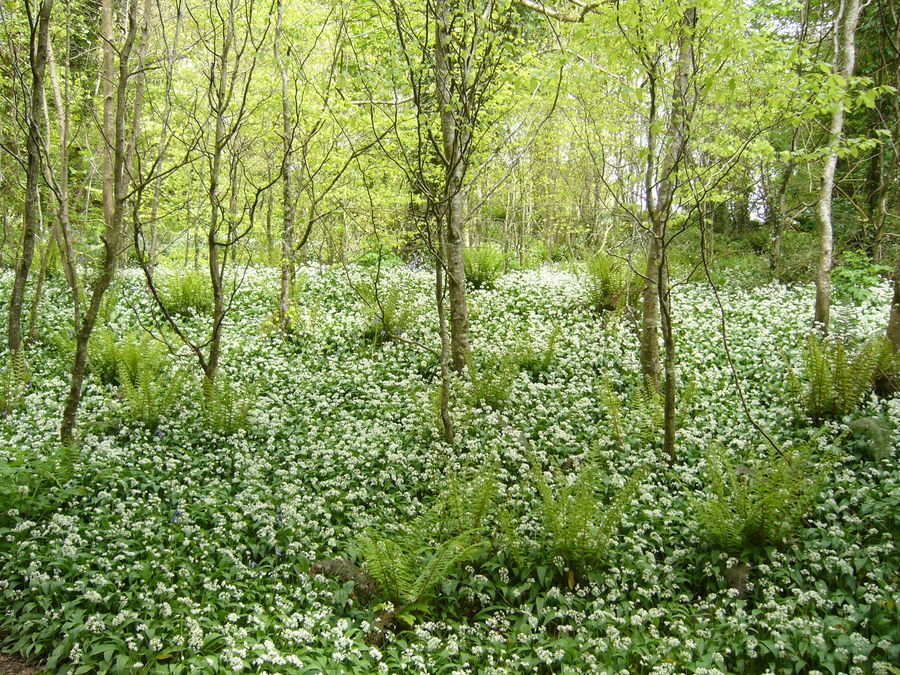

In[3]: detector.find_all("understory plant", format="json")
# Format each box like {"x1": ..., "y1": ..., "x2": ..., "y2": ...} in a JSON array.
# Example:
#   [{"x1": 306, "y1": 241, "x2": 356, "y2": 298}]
[
  {"x1": 118, "y1": 360, "x2": 181, "y2": 428},
  {"x1": 694, "y1": 442, "x2": 833, "y2": 555},
  {"x1": 788, "y1": 334, "x2": 884, "y2": 421},
  {"x1": 509, "y1": 326, "x2": 560, "y2": 381},
  {"x1": 529, "y1": 450, "x2": 646, "y2": 588},
  {"x1": 0, "y1": 351, "x2": 29, "y2": 415},
  {"x1": 358, "y1": 282, "x2": 415, "y2": 347},
  {"x1": 464, "y1": 244, "x2": 505, "y2": 290},
  {"x1": 584, "y1": 251, "x2": 639, "y2": 314},
  {"x1": 202, "y1": 374, "x2": 253, "y2": 435},
  {"x1": 356, "y1": 465, "x2": 498, "y2": 625},
  {"x1": 90, "y1": 328, "x2": 168, "y2": 386},
  {"x1": 832, "y1": 250, "x2": 891, "y2": 304},
  {"x1": 0, "y1": 442, "x2": 81, "y2": 525},
  {"x1": 465, "y1": 352, "x2": 518, "y2": 410},
  {"x1": 160, "y1": 270, "x2": 214, "y2": 316}
]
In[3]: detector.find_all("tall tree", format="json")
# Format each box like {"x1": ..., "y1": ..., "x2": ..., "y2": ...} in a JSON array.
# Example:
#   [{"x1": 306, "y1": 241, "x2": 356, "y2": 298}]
[
  {"x1": 6, "y1": 0, "x2": 53, "y2": 354},
  {"x1": 814, "y1": 0, "x2": 866, "y2": 332},
  {"x1": 60, "y1": 0, "x2": 149, "y2": 440}
]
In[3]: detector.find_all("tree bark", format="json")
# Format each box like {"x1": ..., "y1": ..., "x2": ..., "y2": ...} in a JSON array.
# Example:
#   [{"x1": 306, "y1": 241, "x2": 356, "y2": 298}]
[
  {"x1": 638, "y1": 6, "x2": 696, "y2": 463},
  {"x1": 888, "y1": 257, "x2": 900, "y2": 352},
  {"x1": 276, "y1": 0, "x2": 294, "y2": 332},
  {"x1": 434, "y1": 0, "x2": 471, "y2": 374},
  {"x1": 8, "y1": 0, "x2": 53, "y2": 354},
  {"x1": 60, "y1": 0, "x2": 144, "y2": 441},
  {"x1": 815, "y1": 0, "x2": 864, "y2": 332}
]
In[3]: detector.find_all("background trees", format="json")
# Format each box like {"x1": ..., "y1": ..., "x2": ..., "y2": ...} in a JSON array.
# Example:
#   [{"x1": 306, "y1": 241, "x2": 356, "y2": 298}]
[{"x1": 0, "y1": 0, "x2": 895, "y2": 441}]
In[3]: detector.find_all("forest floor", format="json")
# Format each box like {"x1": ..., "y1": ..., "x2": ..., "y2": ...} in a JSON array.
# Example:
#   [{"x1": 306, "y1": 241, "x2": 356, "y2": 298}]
[
  {"x1": 0, "y1": 265, "x2": 897, "y2": 673},
  {"x1": 0, "y1": 651, "x2": 41, "y2": 675}
]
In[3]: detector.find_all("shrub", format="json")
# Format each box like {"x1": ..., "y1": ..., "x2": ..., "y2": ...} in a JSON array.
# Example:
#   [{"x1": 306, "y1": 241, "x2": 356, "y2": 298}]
[
  {"x1": 89, "y1": 329, "x2": 168, "y2": 386},
  {"x1": 118, "y1": 360, "x2": 181, "y2": 429},
  {"x1": 508, "y1": 326, "x2": 560, "y2": 381},
  {"x1": 529, "y1": 450, "x2": 645, "y2": 588},
  {"x1": 358, "y1": 282, "x2": 415, "y2": 347},
  {"x1": 788, "y1": 334, "x2": 884, "y2": 422},
  {"x1": 464, "y1": 244, "x2": 505, "y2": 290},
  {"x1": 0, "y1": 351, "x2": 30, "y2": 416},
  {"x1": 694, "y1": 442, "x2": 833, "y2": 554},
  {"x1": 832, "y1": 250, "x2": 891, "y2": 304},
  {"x1": 584, "y1": 252, "x2": 639, "y2": 313},
  {"x1": 202, "y1": 374, "x2": 253, "y2": 435},
  {"x1": 160, "y1": 270, "x2": 214, "y2": 316}
]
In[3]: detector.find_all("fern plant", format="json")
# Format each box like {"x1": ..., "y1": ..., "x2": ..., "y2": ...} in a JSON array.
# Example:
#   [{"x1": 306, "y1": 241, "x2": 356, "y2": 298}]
[
  {"x1": 358, "y1": 530, "x2": 479, "y2": 610},
  {"x1": 464, "y1": 244, "x2": 505, "y2": 290},
  {"x1": 118, "y1": 360, "x2": 180, "y2": 428},
  {"x1": 430, "y1": 462, "x2": 500, "y2": 541},
  {"x1": 529, "y1": 450, "x2": 646, "y2": 588},
  {"x1": 160, "y1": 270, "x2": 214, "y2": 316},
  {"x1": 202, "y1": 375, "x2": 253, "y2": 435},
  {"x1": 584, "y1": 252, "x2": 639, "y2": 314},
  {"x1": 90, "y1": 329, "x2": 168, "y2": 386},
  {"x1": 465, "y1": 352, "x2": 518, "y2": 410},
  {"x1": 0, "y1": 351, "x2": 30, "y2": 416},
  {"x1": 694, "y1": 442, "x2": 833, "y2": 555},
  {"x1": 598, "y1": 379, "x2": 663, "y2": 447},
  {"x1": 510, "y1": 326, "x2": 560, "y2": 381},
  {"x1": 788, "y1": 334, "x2": 883, "y2": 421}
]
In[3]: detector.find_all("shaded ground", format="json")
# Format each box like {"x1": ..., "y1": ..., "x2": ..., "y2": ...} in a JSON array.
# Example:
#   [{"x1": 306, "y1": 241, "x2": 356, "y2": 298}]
[{"x1": 0, "y1": 650, "x2": 40, "y2": 675}]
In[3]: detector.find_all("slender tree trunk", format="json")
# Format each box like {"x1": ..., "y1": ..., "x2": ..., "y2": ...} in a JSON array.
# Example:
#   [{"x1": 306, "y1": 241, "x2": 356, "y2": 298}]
[
  {"x1": 276, "y1": 0, "x2": 294, "y2": 332},
  {"x1": 46, "y1": 38, "x2": 80, "y2": 330},
  {"x1": 435, "y1": 246, "x2": 454, "y2": 444},
  {"x1": 815, "y1": 0, "x2": 864, "y2": 332},
  {"x1": 888, "y1": 257, "x2": 900, "y2": 352},
  {"x1": 27, "y1": 232, "x2": 55, "y2": 341},
  {"x1": 8, "y1": 0, "x2": 53, "y2": 354},
  {"x1": 433, "y1": 0, "x2": 471, "y2": 373},
  {"x1": 638, "y1": 6, "x2": 695, "y2": 462},
  {"x1": 61, "y1": 0, "x2": 143, "y2": 441}
]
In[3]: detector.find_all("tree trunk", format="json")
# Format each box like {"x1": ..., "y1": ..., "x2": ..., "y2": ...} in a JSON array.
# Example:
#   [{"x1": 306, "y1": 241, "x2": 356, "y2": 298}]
[
  {"x1": 276, "y1": 0, "x2": 294, "y2": 332},
  {"x1": 639, "y1": 6, "x2": 696, "y2": 462},
  {"x1": 815, "y1": 0, "x2": 864, "y2": 332},
  {"x1": 888, "y1": 258, "x2": 900, "y2": 352},
  {"x1": 61, "y1": 0, "x2": 144, "y2": 441},
  {"x1": 434, "y1": 0, "x2": 471, "y2": 374},
  {"x1": 46, "y1": 38, "x2": 80, "y2": 331},
  {"x1": 8, "y1": 0, "x2": 53, "y2": 354}
]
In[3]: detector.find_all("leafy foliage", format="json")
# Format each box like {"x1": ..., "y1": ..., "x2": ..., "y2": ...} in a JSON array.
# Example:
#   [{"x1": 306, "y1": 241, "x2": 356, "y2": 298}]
[
  {"x1": 0, "y1": 441, "x2": 81, "y2": 526},
  {"x1": 465, "y1": 351, "x2": 518, "y2": 410},
  {"x1": 584, "y1": 251, "x2": 639, "y2": 314},
  {"x1": 0, "y1": 351, "x2": 30, "y2": 416},
  {"x1": 90, "y1": 328, "x2": 168, "y2": 386},
  {"x1": 160, "y1": 270, "x2": 214, "y2": 316},
  {"x1": 832, "y1": 250, "x2": 891, "y2": 304},
  {"x1": 508, "y1": 326, "x2": 560, "y2": 381},
  {"x1": 202, "y1": 374, "x2": 253, "y2": 435},
  {"x1": 788, "y1": 334, "x2": 884, "y2": 421},
  {"x1": 464, "y1": 244, "x2": 505, "y2": 290},
  {"x1": 529, "y1": 449, "x2": 646, "y2": 587},
  {"x1": 358, "y1": 281, "x2": 415, "y2": 347},
  {"x1": 118, "y1": 360, "x2": 181, "y2": 428},
  {"x1": 694, "y1": 442, "x2": 833, "y2": 554}
]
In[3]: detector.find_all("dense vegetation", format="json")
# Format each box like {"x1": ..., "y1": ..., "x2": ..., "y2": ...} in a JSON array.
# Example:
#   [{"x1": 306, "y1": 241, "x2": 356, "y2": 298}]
[
  {"x1": 0, "y1": 0, "x2": 898, "y2": 672},
  {"x1": 1, "y1": 266, "x2": 898, "y2": 673}
]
